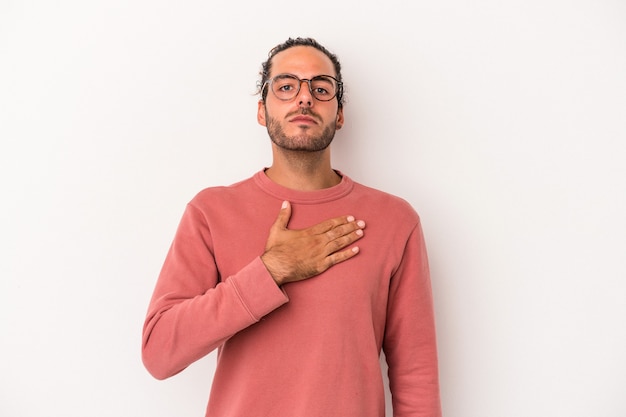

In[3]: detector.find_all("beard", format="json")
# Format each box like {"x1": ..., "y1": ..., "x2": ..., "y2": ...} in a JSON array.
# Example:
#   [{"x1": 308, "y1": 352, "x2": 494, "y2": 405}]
[{"x1": 265, "y1": 110, "x2": 337, "y2": 152}]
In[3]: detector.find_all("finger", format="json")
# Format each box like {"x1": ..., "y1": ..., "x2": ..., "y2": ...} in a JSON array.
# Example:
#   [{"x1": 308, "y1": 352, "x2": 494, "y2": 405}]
[
  {"x1": 310, "y1": 215, "x2": 355, "y2": 235},
  {"x1": 325, "y1": 219, "x2": 366, "y2": 241},
  {"x1": 324, "y1": 246, "x2": 360, "y2": 268},
  {"x1": 326, "y1": 227, "x2": 365, "y2": 254},
  {"x1": 271, "y1": 200, "x2": 292, "y2": 231}
]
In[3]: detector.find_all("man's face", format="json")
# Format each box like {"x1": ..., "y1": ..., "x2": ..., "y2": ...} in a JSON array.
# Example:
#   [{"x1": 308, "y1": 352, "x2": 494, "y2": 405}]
[{"x1": 257, "y1": 46, "x2": 344, "y2": 152}]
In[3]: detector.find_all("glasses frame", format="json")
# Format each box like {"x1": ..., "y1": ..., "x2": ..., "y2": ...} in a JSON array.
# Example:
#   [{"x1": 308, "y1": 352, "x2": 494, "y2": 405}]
[{"x1": 263, "y1": 73, "x2": 344, "y2": 103}]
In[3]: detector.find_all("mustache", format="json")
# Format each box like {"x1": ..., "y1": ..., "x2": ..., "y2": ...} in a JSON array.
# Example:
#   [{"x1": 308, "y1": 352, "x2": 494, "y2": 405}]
[{"x1": 287, "y1": 108, "x2": 321, "y2": 121}]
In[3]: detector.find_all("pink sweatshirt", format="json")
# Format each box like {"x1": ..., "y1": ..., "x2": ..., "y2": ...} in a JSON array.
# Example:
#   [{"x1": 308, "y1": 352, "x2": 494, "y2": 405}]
[{"x1": 142, "y1": 170, "x2": 441, "y2": 417}]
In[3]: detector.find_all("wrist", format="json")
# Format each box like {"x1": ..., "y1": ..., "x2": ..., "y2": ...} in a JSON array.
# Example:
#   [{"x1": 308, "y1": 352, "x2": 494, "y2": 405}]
[{"x1": 260, "y1": 253, "x2": 285, "y2": 287}]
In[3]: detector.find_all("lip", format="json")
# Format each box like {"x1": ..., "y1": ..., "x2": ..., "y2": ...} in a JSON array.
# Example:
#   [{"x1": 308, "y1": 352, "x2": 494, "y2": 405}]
[{"x1": 289, "y1": 115, "x2": 318, "y2": 124}]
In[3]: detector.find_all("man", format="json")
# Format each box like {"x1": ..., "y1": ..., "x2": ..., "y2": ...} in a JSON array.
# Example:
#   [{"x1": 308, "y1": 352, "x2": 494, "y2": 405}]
[{"x1": 142, "y1": 37, "x2": 442, "y2": 417}]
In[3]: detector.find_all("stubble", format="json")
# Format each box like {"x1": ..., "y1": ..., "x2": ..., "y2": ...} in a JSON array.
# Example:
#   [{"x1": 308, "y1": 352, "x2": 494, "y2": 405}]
[{"x1": 265, "y1": 110, "x2": 337, "y2": 152}]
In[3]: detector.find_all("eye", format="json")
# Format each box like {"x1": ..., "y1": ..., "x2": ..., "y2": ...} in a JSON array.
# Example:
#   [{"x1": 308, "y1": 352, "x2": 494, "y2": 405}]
[
  {"x1": 311, "y1": 77, "x2": 335, "y2": 98},
  {"x1": 278, "y1": 84, "x2": 294, "y2": 92},
  {"x1": 272, "y1": 75, "x2": 300, "y2": 97}
]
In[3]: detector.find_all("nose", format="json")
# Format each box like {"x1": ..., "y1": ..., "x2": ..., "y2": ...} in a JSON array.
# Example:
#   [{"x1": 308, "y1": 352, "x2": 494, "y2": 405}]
[{"x1": 296, "y1": 79, "x2": 313, "y2": 108}]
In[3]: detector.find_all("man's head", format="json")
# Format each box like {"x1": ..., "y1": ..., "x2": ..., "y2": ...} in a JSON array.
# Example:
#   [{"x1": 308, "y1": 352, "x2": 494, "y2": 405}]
[
  {"x1": 258, "y1": 37, "x2": 345, "y2": 109},
  {"x1": 257, "y1": 38, "x2": 345, "y2": 153}
]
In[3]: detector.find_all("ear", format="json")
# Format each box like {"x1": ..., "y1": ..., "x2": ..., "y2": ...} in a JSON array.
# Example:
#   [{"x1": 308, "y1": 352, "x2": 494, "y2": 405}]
[
  {"x1": 335, "y1": 107, "x2": 344, "y2": 130},
  {"x1": 257, "y1": 100, "x2": 267, "y2": 127}
]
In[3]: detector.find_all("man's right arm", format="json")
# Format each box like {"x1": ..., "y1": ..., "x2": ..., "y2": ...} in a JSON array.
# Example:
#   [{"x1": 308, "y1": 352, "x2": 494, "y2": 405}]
[
  {"x1": 141, "y1": 202, "x2": 289, "y2": 380},
  {"x1": 142, "y1": 201, "x2": 365, "y2": 380}
]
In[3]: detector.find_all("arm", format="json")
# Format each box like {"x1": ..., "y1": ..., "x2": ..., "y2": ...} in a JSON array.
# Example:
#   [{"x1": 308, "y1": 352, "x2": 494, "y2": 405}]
[
  {"x1": 142, "y1": 200, "x2": 366, "y2": 380},
  {"x1": 384, "y1": 222, "x2": 442, "y2": 417},
  {"x1": 142, "y1": 202, "x2": 289, "y2": 379}
]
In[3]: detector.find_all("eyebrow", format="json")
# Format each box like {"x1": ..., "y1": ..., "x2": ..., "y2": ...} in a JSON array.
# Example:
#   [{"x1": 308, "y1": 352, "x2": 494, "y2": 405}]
[{"x1": 272, "y1": 73, "x2": 335, "y2": 80}]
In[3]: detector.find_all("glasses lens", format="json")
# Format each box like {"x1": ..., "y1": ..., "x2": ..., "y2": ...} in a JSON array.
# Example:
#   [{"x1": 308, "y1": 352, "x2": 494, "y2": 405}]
[
  {"x1": 310, "y1": 76, "x2": 337, "y2": 101},
  {"x1": 271, "y1": 75, "x2": 300, "y2": 100}
]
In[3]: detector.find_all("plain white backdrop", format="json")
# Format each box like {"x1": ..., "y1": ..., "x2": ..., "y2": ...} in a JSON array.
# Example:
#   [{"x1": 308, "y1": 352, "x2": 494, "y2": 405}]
[{"x1": 1, "y1": 0, "x2": 625, "y2": 416}]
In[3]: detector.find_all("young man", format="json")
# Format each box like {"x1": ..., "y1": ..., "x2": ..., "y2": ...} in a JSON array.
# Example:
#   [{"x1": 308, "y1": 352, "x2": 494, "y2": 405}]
[{"x1": 142, "y1": 37, "x2": 442, "y2": 417}]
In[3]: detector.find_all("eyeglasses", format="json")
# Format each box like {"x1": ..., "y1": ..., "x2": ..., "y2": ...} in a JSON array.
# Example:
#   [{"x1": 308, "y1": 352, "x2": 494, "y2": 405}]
[{"x1": 264, "y1": 74, "x2": 343, "y2": 102}]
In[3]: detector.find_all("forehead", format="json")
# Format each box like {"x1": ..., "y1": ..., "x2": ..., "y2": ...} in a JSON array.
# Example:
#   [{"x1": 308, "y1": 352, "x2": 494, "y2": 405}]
[{"x1": 270, "y1": 46, "x2": 336, "y2": 78}]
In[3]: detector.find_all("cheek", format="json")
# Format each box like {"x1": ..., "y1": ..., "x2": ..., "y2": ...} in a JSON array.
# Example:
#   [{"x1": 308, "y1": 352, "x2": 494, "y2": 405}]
[{"x1": 260, "y1": 101, "x2": 285, "y2": 122}]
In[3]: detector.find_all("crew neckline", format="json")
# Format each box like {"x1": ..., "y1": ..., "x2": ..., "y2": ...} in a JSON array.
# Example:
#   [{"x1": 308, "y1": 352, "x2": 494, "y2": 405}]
[{"x1": 253, "y1": 169, "x2": 354, "y2": 204}]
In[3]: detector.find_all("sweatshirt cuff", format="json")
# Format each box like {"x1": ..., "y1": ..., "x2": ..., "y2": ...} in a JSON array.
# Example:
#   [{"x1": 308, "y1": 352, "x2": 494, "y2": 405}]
[{"x1": 230, "y1": 257, "x2": 289, "y2": 321}]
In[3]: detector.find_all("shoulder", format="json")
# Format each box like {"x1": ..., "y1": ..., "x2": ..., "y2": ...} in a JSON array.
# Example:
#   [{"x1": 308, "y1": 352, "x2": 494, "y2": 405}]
[
  {"x1": 350, "y1": 180, "x2": 420, "y2": 224},
  {"x1": 189, "y1": 175, "x2": 257, "y2": 207}
]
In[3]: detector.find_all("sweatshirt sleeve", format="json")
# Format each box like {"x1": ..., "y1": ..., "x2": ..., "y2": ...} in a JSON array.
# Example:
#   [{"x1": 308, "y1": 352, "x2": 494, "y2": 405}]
[
  {"x1": 383, "y1": 221, "x2": 442, "y2": 417},
  {"x1": 142, "y1": 202, "x2": 289, "y2": 380}
]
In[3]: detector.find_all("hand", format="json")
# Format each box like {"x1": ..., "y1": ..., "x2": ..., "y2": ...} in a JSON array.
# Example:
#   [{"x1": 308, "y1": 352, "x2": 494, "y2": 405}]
[{"x1": 261, "y1": 201, "x2": 366, "y2": 286}]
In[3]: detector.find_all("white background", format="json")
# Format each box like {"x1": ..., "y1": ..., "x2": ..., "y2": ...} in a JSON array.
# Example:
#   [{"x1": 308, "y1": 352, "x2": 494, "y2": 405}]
[{"x1": 1, "y1": 0, "x2": 625, "y2": 416}]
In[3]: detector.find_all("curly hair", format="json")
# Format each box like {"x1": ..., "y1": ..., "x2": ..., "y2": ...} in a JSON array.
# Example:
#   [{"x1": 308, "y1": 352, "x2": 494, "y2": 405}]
[{"x1": 258, "y1": 37, "x2": 344, "y2": 108}]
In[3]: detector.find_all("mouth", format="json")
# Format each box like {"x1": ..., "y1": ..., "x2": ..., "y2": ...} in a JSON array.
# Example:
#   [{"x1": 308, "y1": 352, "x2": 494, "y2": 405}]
[
  {"x1": 289, "y1": 112, "x2": 318, "y2": 125},
  {"x1": 290, "y1": 116, "x2": 317, "y2": 125}
]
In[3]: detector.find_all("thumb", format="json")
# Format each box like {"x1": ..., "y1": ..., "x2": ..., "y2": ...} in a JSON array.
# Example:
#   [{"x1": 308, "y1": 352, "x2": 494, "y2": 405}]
[{"x1": 272, "y1": 200, "x2": 292, "y2": 230}]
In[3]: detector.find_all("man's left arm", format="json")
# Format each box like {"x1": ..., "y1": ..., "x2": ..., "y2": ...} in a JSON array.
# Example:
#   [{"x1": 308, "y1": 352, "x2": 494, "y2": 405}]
[{"x1": 383, "y1": 221, "x2": 442, "y2": 417}]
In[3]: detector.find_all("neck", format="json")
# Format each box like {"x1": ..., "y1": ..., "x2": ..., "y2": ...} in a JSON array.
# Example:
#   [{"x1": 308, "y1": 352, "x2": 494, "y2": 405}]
[{"x1": 265, "y1": 147, "x2": 341, "y2": 191}]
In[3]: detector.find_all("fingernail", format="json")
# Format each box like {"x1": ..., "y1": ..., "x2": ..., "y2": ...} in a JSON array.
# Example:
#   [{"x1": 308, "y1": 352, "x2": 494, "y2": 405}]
[
  {"x1": 282, "y1": 201, "x2": 288, "y2": 209},
  {"x1": 356, "y1": 229, "x2": 363, "y2": 236},
  {"x1": 347, "y1": 215, "x2": 355, "y2": 222},
  {"x1": 357, "y1": 220, "x2": 365, "y2": 228}
]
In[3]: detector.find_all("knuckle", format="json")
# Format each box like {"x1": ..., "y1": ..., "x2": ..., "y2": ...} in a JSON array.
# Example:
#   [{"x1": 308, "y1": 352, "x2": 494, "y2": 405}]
[
  {"x1": 317, "y1": 219, "x2": 335, "y2": 232},
  {"x1": 313, "y1": 259, "x2": 329, "y2": 274},
  {"x1": 327, "y1": 239, "x2": 343, "y2": 252},
  {"x1": 327, "y1": 224, "x2": 354, "y2": 241},
  {"x1": 326, "y1": 229, "x2": 340, "y2": 241}
]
